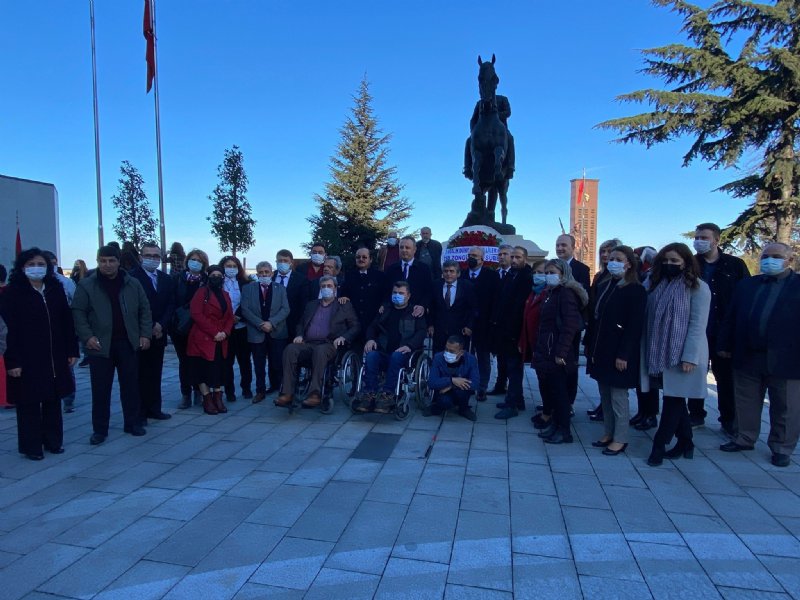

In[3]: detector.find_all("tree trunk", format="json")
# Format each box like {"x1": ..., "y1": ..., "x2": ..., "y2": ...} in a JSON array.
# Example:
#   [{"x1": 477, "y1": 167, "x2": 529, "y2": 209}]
[{"x1": 776, "y1": 140, "x2": 797, "y2": 245}]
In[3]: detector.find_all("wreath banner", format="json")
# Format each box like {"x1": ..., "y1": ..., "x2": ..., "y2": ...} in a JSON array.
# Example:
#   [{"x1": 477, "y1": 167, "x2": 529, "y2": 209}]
[{"x1": 442, "y1": 226, "x2": 504, "y2": 268}]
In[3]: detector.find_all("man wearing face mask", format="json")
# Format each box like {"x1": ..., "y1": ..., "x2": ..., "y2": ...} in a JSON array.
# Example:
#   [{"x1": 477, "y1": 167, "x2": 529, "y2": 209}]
[
  {"x1": 131, "y1": 242, "x2": 175, "y2": 424},
  {"x1": 274, "y1": 250, "x2": 307, "y2": 342},
  {"x1": 296, "y1": 243, "x2": 327, "y2": 282},
  {"x1": 461, "y1": 246, "x2": 500, "y2": 401},
  {"x1": 357, "y1": 281, "x2": 427, "y2": 413},
  {"x1": 689, "y1": 223, "x2": 750, "y2": 434},
  {"x1": 717, "y1": 243, "x2": 800, "y2": 467},
  {"x1": 425, "y1": 336, "x2": 480, "y2": 421},
  {"x1": 378, "y1": 230, "x2": 401, "y2": 271},
  {"x1": 277, "y1": 276, "x2": 360, "y2": 409}
]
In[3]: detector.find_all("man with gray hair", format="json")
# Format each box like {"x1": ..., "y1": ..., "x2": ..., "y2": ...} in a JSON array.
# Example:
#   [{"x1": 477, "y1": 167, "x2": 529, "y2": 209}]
[
  {"x1": 241, "y1": 261, "x2": 290, "y2": 402},
  {"x1": 277, "y1": 276, "x2": 360, "y2": 409},
  {"x1": 717, "y1": 242, "x2": 800, "y2": 467}
]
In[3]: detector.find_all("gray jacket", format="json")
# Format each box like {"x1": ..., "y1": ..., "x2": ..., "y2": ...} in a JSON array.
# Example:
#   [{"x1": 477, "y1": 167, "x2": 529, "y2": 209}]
[
  {"x1": 72, "y1": 272, "x2": 152, "y2": 358},
  {"x1": 240, "y1": 281, "x2": 290, "y2": 342},
  {"x1": 640, "y1": 280, "x2": 711, "y2": 398}
]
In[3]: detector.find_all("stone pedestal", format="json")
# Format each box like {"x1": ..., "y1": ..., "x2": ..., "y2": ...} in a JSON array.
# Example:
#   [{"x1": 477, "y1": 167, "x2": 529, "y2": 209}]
[{"x1": 442, "y1": 225, "x2": 547, "y2": 268}]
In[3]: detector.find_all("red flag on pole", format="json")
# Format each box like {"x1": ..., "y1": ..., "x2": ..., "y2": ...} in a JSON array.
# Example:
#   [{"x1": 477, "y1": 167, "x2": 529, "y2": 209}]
[
  {"x1": 576, "y1": 178, "x2": 585, "y2": 206},
  {"x1": 143, "y1": 0, "x2": 155, "y2": 93}
]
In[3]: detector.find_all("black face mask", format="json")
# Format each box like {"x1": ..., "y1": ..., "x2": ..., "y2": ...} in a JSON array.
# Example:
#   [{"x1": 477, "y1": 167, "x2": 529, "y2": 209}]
[
  {"x1": 207, "y1": 277, "x2": 223, "y2": 289},
  {"x1": 662, "y1": 264, "x2": 683, "y2": 279},
  {"x1": 467, "y1": 257, "x2": 479, "y2": 269}
]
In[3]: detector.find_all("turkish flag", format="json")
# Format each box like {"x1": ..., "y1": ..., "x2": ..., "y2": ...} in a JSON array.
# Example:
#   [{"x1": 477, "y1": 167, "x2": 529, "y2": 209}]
[
  {"x1": 576, "y1": 179, "x2": 585, "y2": 206},
  {"x1": 143, "y1": 0, "x2": 155, "y2": 93}
]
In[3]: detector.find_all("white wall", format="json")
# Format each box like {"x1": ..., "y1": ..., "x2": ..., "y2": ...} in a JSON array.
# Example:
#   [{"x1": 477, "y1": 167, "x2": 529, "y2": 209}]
[{"x1": 0, "y1": 175, "x2": 60, "y2": 269}]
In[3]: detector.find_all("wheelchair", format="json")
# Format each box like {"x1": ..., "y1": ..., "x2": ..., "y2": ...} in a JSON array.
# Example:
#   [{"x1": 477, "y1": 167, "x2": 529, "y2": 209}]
[
  {"x1": 349, "y1": 336, "x2": 433, "y2": 420},
  {"x1": 290, "y1": 343, "x2": 361, "y2": 415}
]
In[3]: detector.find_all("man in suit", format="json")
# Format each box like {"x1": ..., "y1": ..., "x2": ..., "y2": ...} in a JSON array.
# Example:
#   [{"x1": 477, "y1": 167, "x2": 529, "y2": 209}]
[
  {"x1": 555, "y1": 234, "x2": 589, "y2": 409},
  {"x1": 384, "y1": 236, "x2": 433, "y2": 317},
  {"x1": 240, "y1": 261, "x2": 290, "y2": 402},
  {"x1": 489, "y1": 244, "x2": 514, "y2": 395},
  {"x1": 274, "y1": 249, "x2": 307, "y2": 341},
  {"x1": 430, "y1": 260, "x2": 477, "y2": 353},
  {"x1": 277, "y1": 276, "x2": 361, "y2": 409},
  {"x1": 717, "y1": 243, "x2": 800, "y2": 468},
  {"x1": 415, "y1": 227, "x2": 443, "y2": 280},
  {"x1": 339, "y1": 247, "x2": 386, "y2": 340},
  {"x1": 131, "y1": 242, "x2": 174, "y2": 424},
  {"x1": 462, "y1": 246, "x2": 500, "y2": 401},
  {"x1": 491, "y1": 246, "x2": 533, "y2": 419}
]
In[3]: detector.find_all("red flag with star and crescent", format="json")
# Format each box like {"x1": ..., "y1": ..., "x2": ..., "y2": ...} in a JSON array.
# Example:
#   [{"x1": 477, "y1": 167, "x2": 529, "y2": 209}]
[{"x1": 143, "y1": 0, "x2": 155, "y2": 93}]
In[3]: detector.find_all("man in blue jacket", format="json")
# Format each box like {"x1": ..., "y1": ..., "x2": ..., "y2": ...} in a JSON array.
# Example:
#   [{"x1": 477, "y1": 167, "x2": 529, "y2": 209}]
[
  {"x1": 425, "y1": 335, "x2": 479, "y2": 421},
  {"x1": 717, "y1": 243, "x2": 799, "y2": 467}
]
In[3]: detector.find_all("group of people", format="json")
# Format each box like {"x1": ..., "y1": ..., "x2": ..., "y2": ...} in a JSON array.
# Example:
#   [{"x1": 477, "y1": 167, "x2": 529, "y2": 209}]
[{"x1": 0, "y1": 222, "x2": 797, "y2": 469}]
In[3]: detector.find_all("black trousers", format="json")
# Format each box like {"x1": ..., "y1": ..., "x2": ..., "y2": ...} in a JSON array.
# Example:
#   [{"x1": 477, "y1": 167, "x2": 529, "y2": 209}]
[
  {"x1": 138, "y1": 340, "x2": 166, "y2": 418},
  {"x1": 537, "y1": 366, "x2": 570, "y2": 428},
  {"x1": 505, "y1": 350, "x2": 525, "y2": 409},
  {"x1": 636, "y1": 386, "x2": 660, "y2": 417},
  {"x1": 171, "y1": 331, "x2": 192, "y2": 396},
  {"x1": 89, "y1": 339, "x2": 140, "y2": 435},
  {"x1": 653, "y1": 395, "x2": 692, "y2": 448},
  {"x1": 224, "y1": 327, "x2": 253, "y2": 394},
  {"x1": 494, "y1": 351, "x2": 508, "y2": 390},
  {"x1": 15, "y1": 377, "x2": 62, "y2": 455},
  {"x1": 688, "y1": 352, "x2": 735, "y2": 423},
  {"x1": 251, "y1": 336, "x2": 287, "y2": 393}
]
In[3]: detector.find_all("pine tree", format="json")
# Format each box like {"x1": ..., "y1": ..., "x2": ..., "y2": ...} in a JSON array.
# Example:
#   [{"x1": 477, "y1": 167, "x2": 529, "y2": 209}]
[
  {"x1": 598, "y1": 0, "x2": 800, "y2": 247},
  {"x1": 110, "y1": 160, "x2": 158, "y2": 249},
  {"x1": 308, "y1": 77, "x2": 411, "y2": 263},
  {"x1": 208, "y1": 145, "x2": 256, "y2": 257}
]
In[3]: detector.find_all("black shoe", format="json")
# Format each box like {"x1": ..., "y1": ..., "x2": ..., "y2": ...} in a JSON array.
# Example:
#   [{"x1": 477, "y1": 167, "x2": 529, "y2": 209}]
[
  {"x1": 89, "y1": 433, "x2": 106, "y2": 445},
  {"x1": 476, "y1": 391, "x2": 487, "y2": 402},
  {"x1": 242, "y1": 390, "x2": 253, "y2": 400},
  {"x1": 494, "y1": 406, "x2": 518, "y2": 420},
  {"x1": 458, "y1": 406, "x2": 477, "y2": 422},
  {"x1": 592, "y1": 439, "x2": 612, "y2": 448},
  {"x1": 488, "y1": 386, "x2": 506, "y2": 396},
  {"x1": 647, "y1": 446, "x2": 665, "y2": 466},
  {"x1": 496, "y1": 401, "x2": 508, "y2": 409},
  {"x1": 148, "y1": 411, "x2": 172, "y2": 420},
  {"x1": 665, "y1": 441, "x2": 694, "y2": 459},
  {"x1": 535, "y1": 404, "x2": 544, "y2": 412},
  {"x1": 587, "y1": 405, "x2": 601, "y2": 417},
  {"x1": 772, "y1": 453, "x2": 791, "y2": 467},
  {"x1": 603, "y1": 443, "x2": 628, "y2": 456},
  {"x1": 45, "y1": 446, "x2": 65, "y2": 454},
  {"x1": 629, "y1": 413, "x2": 643, "y2": 426},
  {"x1": 226, "y1": 392, "x2": 237, "y2": 403},
  {"x1": 635, "y1": 416, "x2": 658, "y2": 431},
  {"x1": 689, "y1": 415, "x2": 705, "y2": 428},
  {"x1": 531, "y1": 413, "x2": 547, "y2": 427},
  {"x1": 78, "y1": 358, "x2": 89, "y2": 368},
  {"x1": 589, "y1": 411, "x2": 604, "y2": 422},
  {"x1": 124, "y1": 425, "x2": 147, "y2": 437},
  {"x1": 537, "y1": 423, "x2": 557, "y2": 438},
  {"x1": 25, "y1": 453, "x2": 44, "y2": 461},
  {"x1": 543, "y1": 429, "x2": 573, "y2": 444},
  {"x1": 63, "y1": 404, "x2": 75, "y2": 414},
  {"x1": 720, "y1": 441, "x2": 754, "y2": 452}
]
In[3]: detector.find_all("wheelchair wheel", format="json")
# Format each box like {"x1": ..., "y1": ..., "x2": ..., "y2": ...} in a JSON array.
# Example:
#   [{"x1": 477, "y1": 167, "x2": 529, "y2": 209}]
[
  {"x1": 336, "y1": 351, "x2": 361, "y2": 408},
  {"x1": 319, "y1": 392, "x2": 334, "y2": 415},
  {"x1": 394, "y1": 391, "x2": 411, "y2": 420},
  {"x1": 414, "y1": 354, "x2": 432, "y2": 409}
]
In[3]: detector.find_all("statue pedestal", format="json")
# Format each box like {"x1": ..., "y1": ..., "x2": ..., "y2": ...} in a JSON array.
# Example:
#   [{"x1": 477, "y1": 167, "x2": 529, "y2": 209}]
[{"x1": 442, "y1": 225, "x2": 547, "y2": 268}]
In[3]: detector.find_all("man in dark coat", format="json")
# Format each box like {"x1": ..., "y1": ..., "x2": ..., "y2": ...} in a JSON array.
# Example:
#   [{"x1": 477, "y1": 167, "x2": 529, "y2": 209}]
[
  {"x1": 491, "y1": 246, "x2": 533, "y2": 419},
  {"x1": 131, "y1": 242, "x2": 175, "y2": 425},
  {"x1": 274, "y1": 249, "x2": 308, "y2": 341},
  {"x1": 384, "y1": 236, "x2": 433, "y2": 317},
  {"x1": 295, "y1": 242, "x2": 326, "y2": 281},
  {"x1": 430, "y1": 260, "x2": 477, "y2": 353},
  {"x1": 339, "y1": 247, "x2": 386, "y2": 341},
  {"x1": 717, "y1": 243, "x2": 800, "y2": 467},
  {"x1": 415, "y1": 227, "x2": 443, "y2": 280},
  {"x1": 689, "y1": 222, "x2": 750, "y2": 433},
  {"x1": 461, "y1": 246, "x2": 500, "y2": 401},
  {"x1": 277, "y1": 276, "x2": 360, "y2": 409}
]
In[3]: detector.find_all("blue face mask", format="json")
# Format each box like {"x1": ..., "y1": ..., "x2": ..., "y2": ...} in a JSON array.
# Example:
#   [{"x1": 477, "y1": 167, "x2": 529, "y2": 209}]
[
  {"x1": 545, "y1": 273, "x2": 561, "y2": 287},
  {"x1": 443, "y1": 351, "x2": 460, "y2": 363},
  {"x1": 606, "y1": 260, "x2": 626, "y2": 277},
  {"x1": 391, "y1": 293, "x2": 406, "y2": 306},
  {"x1": 142, "y1": 258, "x2": 160, "y2": 272},
  {"x1": 258, "y1": 276, "x2": 272, "y2": 285},
  {"x1": 319, "y1": 287, "x2": 335, "y2": 300},
  {"x1": 224, "y1": 267, "x2": 238, "y2": 279},
  {"x1": 760, "y1": 257, "x2": 786, "y2": 276},
  {"x1": 276, "y1": 262, "x2": 291, "y2": 274},
  {"x1": 533, "y1": 273, "x2": 547, "y2": 287},
  {"x1": 25, "y1": 266, "x2": 47, "y2": 281},
  {"x1": 187, "y1": 259, "x2": 203, "y2": 273}
]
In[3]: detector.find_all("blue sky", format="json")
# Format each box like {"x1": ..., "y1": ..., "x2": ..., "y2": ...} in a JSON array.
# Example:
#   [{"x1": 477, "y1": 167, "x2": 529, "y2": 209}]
[{"x1": 1, "y1": 0, "x2": 741, "y2": 267}]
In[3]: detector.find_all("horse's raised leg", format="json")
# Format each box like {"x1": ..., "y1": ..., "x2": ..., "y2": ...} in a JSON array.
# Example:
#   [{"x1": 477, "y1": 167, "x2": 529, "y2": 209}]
[
  {"x1": 471, "y1": 150, "x2": 483, "y2": 198},
  {"x1": 487, "y1": 187, "x2": 497, "y2": 224}
]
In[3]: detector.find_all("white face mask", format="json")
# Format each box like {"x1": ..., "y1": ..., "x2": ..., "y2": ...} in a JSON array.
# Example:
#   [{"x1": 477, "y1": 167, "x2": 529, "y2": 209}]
[
  {"x1": 387, "y1": 238, "x2": 398, "y2": 247},
  {"x1": 545, "y1": 273, "x2": 561, "y2": 287},
  {"x1": 606, "y1": 260, "x2": 626, "y2": 277},
  {"x1": 319, "y1": 287, "x2": 335, "y2": 300},
  {"x1": 224, "y1": 267, "x2": 238, "y2": 279},
  {"x1": 25, "y1": 266, "x2": 47, "y2": 281},
  {"x1": 311, "y1": 253, "x2": 325, "y2": 265},
  {"x1": 443, "y1": 351, "x2": 461, "y2": 364},
  {"x1": 693, "y1": 239, "x2": 712, "y2": 255},
  {"x1": 142, "y1": 258, "x2": 160, "y2": 272},
  {"x1": 258, "y1": 276, "x2": 272, "y2": 285}
]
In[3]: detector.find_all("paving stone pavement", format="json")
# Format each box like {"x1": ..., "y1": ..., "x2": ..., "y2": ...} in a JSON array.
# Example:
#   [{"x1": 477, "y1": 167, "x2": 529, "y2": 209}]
[{"x1": 1, "y1": 347, "x2": 798, "y2": 599}]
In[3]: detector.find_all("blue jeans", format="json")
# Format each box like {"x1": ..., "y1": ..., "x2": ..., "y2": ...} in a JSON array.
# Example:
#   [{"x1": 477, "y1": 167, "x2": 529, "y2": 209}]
[
  {"x1": 433, "y1": 388, "x2": 473, "y2": 410},
  {"x1": 363, "y1": 351, "x2": 407, "y2": 393}
]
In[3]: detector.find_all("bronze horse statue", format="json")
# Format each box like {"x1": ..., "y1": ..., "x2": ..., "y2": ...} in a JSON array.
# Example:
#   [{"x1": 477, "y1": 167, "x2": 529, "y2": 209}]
[{"x1": 464, "y1": 54, "x2": 512, "y2": 232}]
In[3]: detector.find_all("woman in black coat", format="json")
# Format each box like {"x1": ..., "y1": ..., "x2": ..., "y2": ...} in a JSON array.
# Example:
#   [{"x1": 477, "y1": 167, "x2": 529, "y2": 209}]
[
  {"x1": 532, "y1": 259, "x2": 588, "y2": 444},
  {"x1": 1, "y1": 248, "x2": 79, "y2": 460},
  {"x1": 586, "y1": 246, "x2": 647, "y2": 456}
]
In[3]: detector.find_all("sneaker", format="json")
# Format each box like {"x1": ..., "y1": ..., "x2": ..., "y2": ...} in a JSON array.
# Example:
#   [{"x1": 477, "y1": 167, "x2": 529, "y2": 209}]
[
  {"x1": 356, "y1": 392, "x2": 375, "y2": 413},
  {"x1": 374, "y1": 391, "x2": 395, "y2": 414},
  {"x1": 458, "y1": 406, "x2": 477, "y2": 422}
]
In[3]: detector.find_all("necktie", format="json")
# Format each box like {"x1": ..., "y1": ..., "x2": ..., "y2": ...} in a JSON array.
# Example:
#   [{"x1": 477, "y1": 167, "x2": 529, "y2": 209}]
[
  {"x1": 261, "y1": 284, "x2": 267, "y2": 300},
  {"x1": 471, "y1": 272, "x2": 476, "y2": 280},
  {"x1": 500, "y1": 269, "x2": 506, "y2": 280},
  {"x1": 446, "y1": 283, "x2": 453, "y2": 307},
  {"x1": 403, "y1": 262, "x2": 409, "y2": 279},
  {"x1": 279, "y1": 275, "x2": 286, "y2": 286}
]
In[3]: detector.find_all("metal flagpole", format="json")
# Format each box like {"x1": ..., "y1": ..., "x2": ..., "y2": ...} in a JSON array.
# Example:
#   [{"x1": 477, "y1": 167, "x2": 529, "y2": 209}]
[
  {"x1": 151, "y1": 0, "x2": 167, "y2": 263},
  {"x1": 89, "y1": 0, "x2": 104, "y2": 247}
]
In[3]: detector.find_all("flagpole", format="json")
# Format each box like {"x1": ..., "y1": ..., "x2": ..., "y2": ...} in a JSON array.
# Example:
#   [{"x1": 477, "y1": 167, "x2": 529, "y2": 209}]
[
  {"x1": 89, "y1": 0, "x2": 104, "y2": 248},
  {"x1": 150, "y1": 0, "x2": 167, "y2": 262}
]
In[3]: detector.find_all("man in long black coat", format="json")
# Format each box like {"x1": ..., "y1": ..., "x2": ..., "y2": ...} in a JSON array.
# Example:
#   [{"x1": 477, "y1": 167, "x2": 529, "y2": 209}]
[
  {"x1": 384, "y1": 236, "x2": 433, "y2": 317},
  {"x1": 339, "y1": 248, "x2": 386, "y2": 343},
  {"x1": 430, "y1": 260, "x2": 477, "y2": 353}
]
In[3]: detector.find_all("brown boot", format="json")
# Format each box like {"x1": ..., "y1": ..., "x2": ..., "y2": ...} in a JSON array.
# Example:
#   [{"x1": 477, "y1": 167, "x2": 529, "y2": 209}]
[
  {"x1": 302, "y1": 392, "x2": 322, "y2": 408},
  {"x1": 202, "y1": 393, "x2": 218, "y2": 415},
  {"x1": 213, "y1": 390, "x2": 228, "y2": 413},
  {"x1": 275, "y1": 393, "x2": 293, "y2": 407}
]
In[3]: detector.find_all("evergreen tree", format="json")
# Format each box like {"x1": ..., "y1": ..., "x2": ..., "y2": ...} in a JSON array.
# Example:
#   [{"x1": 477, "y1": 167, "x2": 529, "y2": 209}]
[
  {"x1": 208, "y1": 145, "x2": 256, "y2": 257},
  {"x1": 110, "y1": 160, "x2": 158, "y2": 249},
  {"x1": 308, "y1": 77, "x2": 411, "y2": 263},
  {"x1": 599, "y1": 0, "x2": 800, "y2": 247}
]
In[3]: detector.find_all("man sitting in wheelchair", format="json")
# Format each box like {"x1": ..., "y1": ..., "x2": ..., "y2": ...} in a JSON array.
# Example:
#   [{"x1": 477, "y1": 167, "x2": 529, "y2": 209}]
[
  {"x1": 277, "y1": 276, "x2": 360, "y2": 409},
  {"x1": 356, "y1": 281, "x2": 427, "y2": 414},
  {"x1": 425, "y1": 335, "x2": 479, "y2": 422}
]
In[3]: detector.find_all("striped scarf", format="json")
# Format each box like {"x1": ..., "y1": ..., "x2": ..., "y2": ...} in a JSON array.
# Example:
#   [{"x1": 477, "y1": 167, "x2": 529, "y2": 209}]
[{"x1": 646, "y1": 277, "x2": 690, "y2": 376}]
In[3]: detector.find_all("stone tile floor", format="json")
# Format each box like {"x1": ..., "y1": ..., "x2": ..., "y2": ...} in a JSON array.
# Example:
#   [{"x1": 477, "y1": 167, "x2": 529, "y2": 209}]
[{"x1": 0, "y1": 347, "x2": 798, "y2": 599}]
